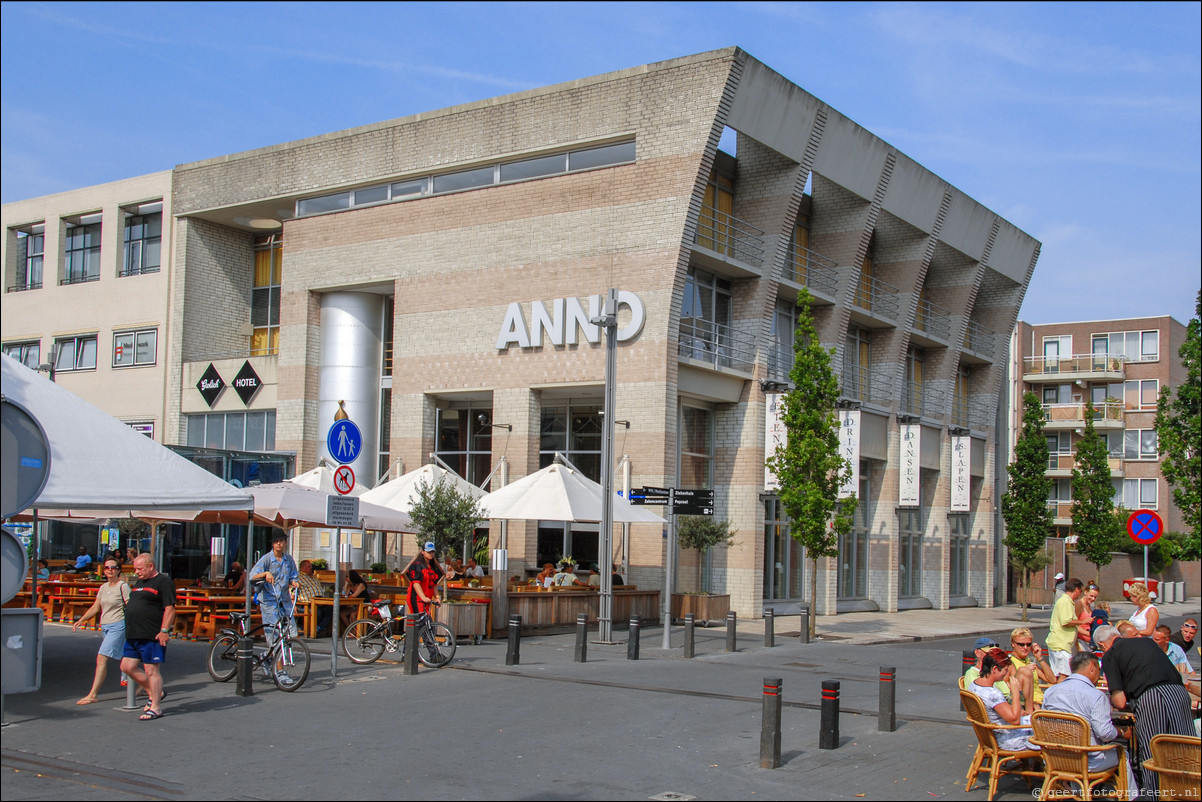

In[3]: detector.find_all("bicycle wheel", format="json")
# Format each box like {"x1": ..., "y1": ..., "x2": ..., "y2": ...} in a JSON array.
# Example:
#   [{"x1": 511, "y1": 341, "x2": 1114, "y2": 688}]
[
  {"x1": 273, "y1": 637, "x2": 310, "y2": 691},
  {"x1": 206, "y1": 634, "x2": 239, "y2": 682},
  {"x1": 342, "y1": 618, "x2": 386, "y2": 664},
  {"x1": 417, "y1": 621, "x2": 457, "y2": 667}
]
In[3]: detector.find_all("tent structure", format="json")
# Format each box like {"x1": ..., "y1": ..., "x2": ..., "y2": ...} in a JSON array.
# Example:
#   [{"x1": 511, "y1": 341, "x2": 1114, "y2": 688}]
[
  {"x1": 360, "y1": 463, "x2": 485, "y2": 512},
  {"x1": 250, "y1": 482, "x2": 415, "y2": 532},
  {"x1": 2, "y1": 354, "x2": 252, "y2": 515},
  {"x1": 478, "y1": 461, "x2": 665, "y2": 524}
]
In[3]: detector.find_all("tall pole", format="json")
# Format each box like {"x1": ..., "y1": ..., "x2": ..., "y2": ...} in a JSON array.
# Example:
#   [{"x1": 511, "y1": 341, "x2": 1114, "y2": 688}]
[{"x1": 593, "y1": 289, "x2": 619, "y2": 642}]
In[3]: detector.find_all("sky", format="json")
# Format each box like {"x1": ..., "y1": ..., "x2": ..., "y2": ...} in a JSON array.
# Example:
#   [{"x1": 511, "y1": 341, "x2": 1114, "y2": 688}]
[{"x1": 1, "y1": 1, "x2": 1198, "y2": 326}]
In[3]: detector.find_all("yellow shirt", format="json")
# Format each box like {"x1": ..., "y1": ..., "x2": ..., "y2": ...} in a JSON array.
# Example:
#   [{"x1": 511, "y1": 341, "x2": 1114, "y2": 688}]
[{"x1": 1047, "y1": 593, "x2": 1077, "y2": 652}]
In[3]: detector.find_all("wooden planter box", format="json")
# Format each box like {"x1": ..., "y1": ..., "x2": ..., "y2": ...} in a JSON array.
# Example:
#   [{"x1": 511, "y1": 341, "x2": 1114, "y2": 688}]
[
  {"x1": 436, "y1": 601, "x2": 488, "y2": 643},
  {"x1": 670, "y1": 593, "x2": 730, "y2": 625}
]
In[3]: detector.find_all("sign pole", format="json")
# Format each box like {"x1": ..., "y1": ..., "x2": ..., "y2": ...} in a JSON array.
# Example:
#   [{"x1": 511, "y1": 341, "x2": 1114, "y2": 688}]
[
  {"x1": 1143, "y1": 546, "x2": 1148, "y2": 588},
  {"x1": 332, "y1": 526, "x2": 341, "y2": 680},
  {"x1": 592, "y1": 289, "x2": 618, "y2": 643},
  {"x1": 662, "y1": 488, "x2": 676, "y2": 650}
]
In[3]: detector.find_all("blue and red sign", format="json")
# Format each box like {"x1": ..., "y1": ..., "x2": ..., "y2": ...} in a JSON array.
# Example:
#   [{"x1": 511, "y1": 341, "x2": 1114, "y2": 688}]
[{"x1": 1126, "y1": 509, "x2": 1164, "y2": 545}]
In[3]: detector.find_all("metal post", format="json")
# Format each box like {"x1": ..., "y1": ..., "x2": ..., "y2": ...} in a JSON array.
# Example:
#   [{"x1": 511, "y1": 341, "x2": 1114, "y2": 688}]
[
  {"x1": 760, "y1": 677, "x2": 783, "y2": 769},
  {"x1": 684, "y1": 613, "x2": 695, "y2": 659},
  {"x1": 799, "y1": 607, "x2": 810, "y2": 644},
  {"x1": 627, "y1": 614, "x2": 640, "y2": 660},
  {"x1": 878, "y1": 666, "x2": 896, "y2": 732},
  {"x1": 506, "y1": 614, "x2": 522, "y2": 666},
  {"x1": 819, "y1": 680, "x2": 840, "y2": 750},
  {"x1": 332, "y1": 526, "x2": 342, "y2": 679},
  {"x1": 236, "y1": 637, "x2": 254, "y2": 697},
  {"x1": 402, "y1": 613, "x2": 419, "y2": 675},
  {"x1": 725, "y1": 610, "x2": 737, "y2": 652},
  {"x1": 764, "y1": 609, "x2": 775, "y2": 648},
  {"x1": 574, "y1": 613, "x2": 588, "y2": 662},
  {"x1": 594, "y1": 288, "x2": 618, "y2": 643},
  {"x1": 662, "y1": 494, "x2": 676, "y2": 650}
]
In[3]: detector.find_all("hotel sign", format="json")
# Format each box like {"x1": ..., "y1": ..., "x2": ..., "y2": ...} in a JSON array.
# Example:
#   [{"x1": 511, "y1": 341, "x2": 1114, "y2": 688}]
[{"x1": 496, "y1": 292, "x2": 646, "y2": 350}]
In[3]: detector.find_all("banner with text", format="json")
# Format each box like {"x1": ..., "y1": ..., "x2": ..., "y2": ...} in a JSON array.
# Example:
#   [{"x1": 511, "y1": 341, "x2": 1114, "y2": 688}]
[
  {"x1": 899, "y1": 423, "x2": 921, "y2": 507},
  {"x1": 951, "y1": 434, "x2": 971, "y2": 512},
  {"x1": 764, "y1": 393, "x2": 786, "y2": 493},
  {"x1": 839, "y1": 409, "x2": 860, "y2": 498}
]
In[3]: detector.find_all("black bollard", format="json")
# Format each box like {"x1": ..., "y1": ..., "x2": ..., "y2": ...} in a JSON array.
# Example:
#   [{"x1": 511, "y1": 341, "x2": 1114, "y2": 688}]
[
  {"x1": 725, "y1": 610, "x2": 737, "y2": 652},
  {"x1": 819, "y1": 680, "x2": 840, "y2": 750},
  {"x1": 235, "y1": 637, "x2": 254, "y2": 697},
  {"x1": 402, "y1": 614, "x2": 419, "y2": 675},
  {"x1": 505, "y1": 614, "x2": 522, "y2": 666},
  {"x1": 878, "y1": 666, "x2": 896, "y2": 732},
  {"x1": 684, "y1": 613, "x2": 695, "y2": 659},
  {"x1": 574, "y1": 613, "x2": 588, "y2": 663},
  {"x1": 627, "y1": 615, "x2": 640, "y2": 660},
  {"x1": 760, "y1": 677, "x2": 783, "y2": 769},
  {"x1": 799, "y1": 607, "x2": 810, "y2": 644},
  {"x1": 960, "y1": 650, "x2": 975, "y2": 711},
  {"x1": 764, "y1": 609, "x2": 775, "y2": 648}
]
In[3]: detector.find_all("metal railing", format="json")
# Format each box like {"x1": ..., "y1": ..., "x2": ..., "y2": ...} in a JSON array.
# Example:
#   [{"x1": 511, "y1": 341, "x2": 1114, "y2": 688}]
[
  {"x1": 5, "y1": 281, "x2": 42, "y2": 293},
  {"x1": 782, "y1": 246, "x2": 839, "y2": 297},
  {"x1": 912, "y1": 297, "x2": 952, "y2": 341},
  {"x1": 1023, "y1": 353, "x2": 1125, "y2": 376},
  {"x1": 678, "y1": 317, "x2": 757, "y2": 372},
  {"x1": 693, "y1": 206, "x2": 766, "y2": 267},
  {"x1": 60, "y1": 273, "x2": 100, "y2": 286},
  {"x1": 1041, "y1": 401, "x2": 1124, "y2": 424},
  {"x1": 1046, "y1": 500, "x2": 1073, "y2": 520},
  {"x1": 851, "y1": 273, "x2": 901, "y2": 321},
  {"x1": 902, "y1": 383, "x2": 949, "y2": 418},
  {"x1": 963, "y1": 320, "x2": 996, "y2": 359},
  {"x1": 840, "y1": 364, "x2": 894, "y2": 406}
]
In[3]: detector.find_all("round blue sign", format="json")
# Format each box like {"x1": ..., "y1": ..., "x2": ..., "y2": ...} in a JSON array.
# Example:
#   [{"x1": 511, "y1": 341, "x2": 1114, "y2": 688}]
[
  {"x1": 327, "y1": 419, "x2": 363, "y2": 465},
  {"x1": 1126, "y1": 509, "x2": 1163, "y2": 545}
]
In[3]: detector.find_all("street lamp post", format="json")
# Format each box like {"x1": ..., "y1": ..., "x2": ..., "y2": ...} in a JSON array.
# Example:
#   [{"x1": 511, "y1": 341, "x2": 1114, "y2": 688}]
[{"x1": 591, "y1": 288, "x2": 618, "y2": 642}]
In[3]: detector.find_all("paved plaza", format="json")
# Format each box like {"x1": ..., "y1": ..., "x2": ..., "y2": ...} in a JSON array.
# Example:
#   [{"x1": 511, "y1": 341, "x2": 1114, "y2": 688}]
[{"x1": 2, "y1": 600, "x2": 1197, "y2": 801}]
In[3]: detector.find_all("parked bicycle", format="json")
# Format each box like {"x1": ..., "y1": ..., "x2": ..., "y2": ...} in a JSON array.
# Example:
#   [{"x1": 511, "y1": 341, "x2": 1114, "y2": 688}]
[
  {"x1": 206, "y1": 604, "x2": 311, "y2": 691},
  {"x1": 342, "y1": 599, "x2": 456, "y2": 667}
]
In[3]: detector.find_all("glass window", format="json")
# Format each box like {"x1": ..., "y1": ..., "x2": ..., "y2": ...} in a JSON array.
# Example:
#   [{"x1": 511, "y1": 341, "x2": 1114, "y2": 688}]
[
  {"x1": 113, "y1": 328, "x2": 157, "y2": 367},
  {"x1": 899, "y1": 508, "x2": 923, "y2": 597},
  {"x1": 63, "y1": 222, "x2": 101, "y2": 284},
  {"x1": 1124, "y1": 429, "x2": 1158, "y2": 460},
  {"x1": 1140, "y1": 331, "x2": 1159, "y2": 361},
  {"x1": 14, "y1": 230, "x2": 44, "y2": 290},
  {"x1": 679, "y1": 406, "x2": 713, "y2": 489},
  {"x1": 353, "y1": 185, "x2": 389, "y2": 205},
  {"x1": 838, "y1": 466, "x2": 870, "y2": 599},
  {"x1": 1124, "y1": 379, "x2": 1158, "y2": 409},
  {"x1": 391, "y1": 179, "x2": 425, "y2": 198},
  {"x1": 53, "y1": 335, "x2": 97, "y2": 372},
  {"x1": 184, "y1": 411, "x2": 276, "y2": 451},
  {"x1": 500, "y1": 153, "x2": 566, "y2": 182},
  {"x1": 433, "y1": 166, "x2": 495, "y2": 194},
  {"x1": 3, "y1": 341, "x2": 40, "y2": 369},
  {"x1": 568, "y1": 141, "x2": 635, "y2": 171},
  {"x1": 763, "y1": 497, "x2": 805, "y2": 601},
  {"x1": 904, "y1": 347, "x2": 924, "y2": 414},
  {"x1": 843, "y1": 326, "x2": 870, "y2": 401},
  {"x1": 122, "y1": 212, "x2": 162, "y2": 276},
  {"x1": 680, "y1": 268, "x2": 733, "y2": 365},
  {"x1": 437, "y1": 406, "x2": 497, "y2": 487},
  {"x1": 949, "y1": 515, "x2": 969, "y2": 597},
  {"x1": 538, "y1": 404, "x2": 600, "y2": 481},
  {"x1": 251, "y1": 234, "x2": 282, "y2": 356},
  {"x1": 296, "y1": 193, "x2": 350, "y2": 216},
  {"x1": 770, "y1": 299, "x2": 797, "y2": 379}
]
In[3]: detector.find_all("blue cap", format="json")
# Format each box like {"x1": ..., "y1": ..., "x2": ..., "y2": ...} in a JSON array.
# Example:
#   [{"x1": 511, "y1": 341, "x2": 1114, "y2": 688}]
[
  {"x1": 974, "y1": 636, "x2": 999, "y2": 650},
  {"x1": 423, "y1": 541, "x2": 436, "y2": 552}
]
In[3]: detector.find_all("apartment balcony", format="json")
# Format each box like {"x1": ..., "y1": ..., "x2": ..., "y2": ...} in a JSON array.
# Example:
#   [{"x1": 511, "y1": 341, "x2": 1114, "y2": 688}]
[
  {"x1": 840, "y1": 364, "x2": 895, "y2": 407},
  {"x1": 961, "y1": 320, "x2": 997, "y2": 364},
  {"x1": 691, "y1": 206, "x2": 766, "y2": 278},
  {"x1": 1046, "y1": 454, "x2": 1124, "y2": 478},
  {"x1": 678, "y1": 317, "x2": 757, "y2": 373},
  {"x1": 902, "y1": 383, "x2": 949, "y2": 421},
  {"x1": 1041, "y1": 401, "x2": 1124, "y2": 430},
  {"x1": 780, "y1": 246, "x2": 839, "y2": 305},
  {"x1": 952, "y1": 396, "x2": 995, "y2": 431},
  {"x1": 848, "y1": 273, "x2": 901, "y2": 329},
  {"x1": 5, "y1": 281, "x2": 42, "y2": 293},
  {"x1": 910, "y1": 297, "x2": 953, "y2": 347},
  {"x1": 1047, "y1": 501, "x2": 1073, "y2": 526},
  {"x1": 1023, "y1": 353, "x2": 1125, "y2": 383}
]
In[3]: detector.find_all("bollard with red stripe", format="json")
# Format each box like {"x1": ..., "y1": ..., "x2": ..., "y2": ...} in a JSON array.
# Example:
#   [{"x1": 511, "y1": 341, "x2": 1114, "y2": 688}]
[
  {"x1": 819, "y1": 680, "x2": 840, "y2": 749},
  {"x1": 878, "y1": 666, "x2": 896, "y2": 732},
  {"x1": 760, "y1": 677, "x2": 783, "y2": 769}
]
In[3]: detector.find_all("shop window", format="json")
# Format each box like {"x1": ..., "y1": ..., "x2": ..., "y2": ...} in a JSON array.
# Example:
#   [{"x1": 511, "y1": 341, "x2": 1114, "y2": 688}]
[
  {"x1": 113, "y1": 328, "x2": 157, "y2": 367},
  {"x1": 185, "y1": 410, "x2": 276, "y2": 451}
]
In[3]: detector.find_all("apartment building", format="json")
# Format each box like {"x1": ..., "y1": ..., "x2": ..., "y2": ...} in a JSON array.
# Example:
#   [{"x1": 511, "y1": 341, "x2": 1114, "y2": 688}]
[{"x1": 4, "y1": 48, "x2": 1042, "y2": 616}]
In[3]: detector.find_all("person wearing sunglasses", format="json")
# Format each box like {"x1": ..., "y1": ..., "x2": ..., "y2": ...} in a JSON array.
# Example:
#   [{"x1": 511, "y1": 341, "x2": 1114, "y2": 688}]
[
  {"x1": 1169, "y1": 618, "x2": 1197, "y2": 655},
  {"x1": 1008, "y1": 626, "x2": 1057, "y2": 715},
  {"x1": 71, "y1": 560, "x2": 131, "y2": 705}
]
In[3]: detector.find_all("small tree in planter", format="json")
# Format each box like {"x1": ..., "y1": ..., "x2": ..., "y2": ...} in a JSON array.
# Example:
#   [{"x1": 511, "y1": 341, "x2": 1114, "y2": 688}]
[
  {"x1": 676, "y1": 515, "x2": 736, "y2": 592},
  {"x1": 408, "y1": 477, "x2": 485, "y2": 599}
]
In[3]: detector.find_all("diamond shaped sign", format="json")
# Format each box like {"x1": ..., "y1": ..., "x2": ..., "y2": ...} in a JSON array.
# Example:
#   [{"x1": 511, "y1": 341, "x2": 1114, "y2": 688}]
[
  {"x1": 232, "y1": 361, "x2": 262, "y2": 405},
  {"x1": 196, "y1": 363, "x2": 225, "y2": 408}
]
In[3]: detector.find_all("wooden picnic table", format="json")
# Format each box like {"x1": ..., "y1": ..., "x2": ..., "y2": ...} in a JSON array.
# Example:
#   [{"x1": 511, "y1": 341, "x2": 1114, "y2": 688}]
[
  {"x1": 304, "y1": 597, "x2": 365, "y2": 639},
  {"x1": 190, "y1": 595, "x2": 250, "y2": 641}
]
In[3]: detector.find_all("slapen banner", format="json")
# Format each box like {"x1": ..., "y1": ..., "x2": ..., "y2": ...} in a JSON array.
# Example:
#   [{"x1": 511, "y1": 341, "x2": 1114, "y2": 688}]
[
  {"x1": 899, "y1": 423, "x2": 920, "y2": 507},
  {"x1": 951, "y1": 434, "x2": 971, "y2": 511},
  {"x1": 839, "y1": 409, "x2": 860, "y2": 498}
]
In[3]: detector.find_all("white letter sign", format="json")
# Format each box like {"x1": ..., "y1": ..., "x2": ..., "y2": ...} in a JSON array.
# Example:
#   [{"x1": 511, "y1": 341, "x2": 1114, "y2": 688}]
[
  {"x1": 764, "y1": 392, "x2": 785, "y2": 492},
  {"x1": 899, "y1": 423, "x2": 920, "y2": 507},
  {"x1": 498, "y1": 293, "x2": 646, "y2": 350},
  {"x1": 839, "y1": 409, "x2": 860, "y2": 498},
  {"x1": 951, "y1": 434, "x2": 971, "y2": 511}
]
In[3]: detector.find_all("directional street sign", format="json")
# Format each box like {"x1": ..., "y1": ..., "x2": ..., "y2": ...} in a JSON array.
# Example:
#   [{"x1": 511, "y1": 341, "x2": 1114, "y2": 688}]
[
  {"x1": 628, "y1": 486, "x2": 713, "y2": 514},
  {"x1": 327, "y1": 419, "x2": 363, "y2": 465}
]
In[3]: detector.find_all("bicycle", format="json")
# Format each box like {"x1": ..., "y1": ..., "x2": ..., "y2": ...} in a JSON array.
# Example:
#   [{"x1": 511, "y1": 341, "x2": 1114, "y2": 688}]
[
  {"x1": 342, "y1": 599, "x2": 456, "y2": 668},
  {"x1": 206, "y1": 603, "x2": 311, "y2": 691}
]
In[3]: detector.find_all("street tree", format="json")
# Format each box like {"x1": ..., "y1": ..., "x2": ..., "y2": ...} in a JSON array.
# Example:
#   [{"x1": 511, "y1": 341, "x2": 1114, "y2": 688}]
[
  {"x1": 765, "y1": 287, "x2": 857, "y2": 639},
  {"x1": 408, "y1": 477, "x2": 485, "y2": 595},
  {"x1": 1155, "y1": 290, "x2": 1201, "y2": 560},
  {"x1": 1071, "y1": 402, "x2": 1122, "y2": 581},
  {"x1": 676, "y1": 515, "x2": 737, "y2": 592},
  {"x1": 1002, "y1": 391, "x2": 1055, "y2": 622}
]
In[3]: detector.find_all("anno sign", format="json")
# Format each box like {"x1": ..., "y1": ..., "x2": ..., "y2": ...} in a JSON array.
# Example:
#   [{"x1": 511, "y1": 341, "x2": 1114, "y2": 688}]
[{"x1": 496, "y1": 292, "x2": 646, "y2": 350}]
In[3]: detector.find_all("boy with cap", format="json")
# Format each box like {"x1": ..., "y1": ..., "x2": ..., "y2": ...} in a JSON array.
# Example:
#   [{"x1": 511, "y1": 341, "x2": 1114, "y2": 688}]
[{"x1": 964, "y1": 636, "x2": 1014, "y2": 702}]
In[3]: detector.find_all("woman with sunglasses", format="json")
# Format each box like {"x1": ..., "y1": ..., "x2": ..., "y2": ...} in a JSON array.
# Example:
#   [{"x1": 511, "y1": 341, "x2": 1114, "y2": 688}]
[{"x1": 72, "y1": 559, "x2": 131, "y2": 704}]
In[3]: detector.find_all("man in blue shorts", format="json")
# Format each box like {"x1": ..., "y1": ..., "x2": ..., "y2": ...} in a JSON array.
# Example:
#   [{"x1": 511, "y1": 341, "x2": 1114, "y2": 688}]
[{"x1": 120, "y1": 553, "x2": 175, "y2": 720}]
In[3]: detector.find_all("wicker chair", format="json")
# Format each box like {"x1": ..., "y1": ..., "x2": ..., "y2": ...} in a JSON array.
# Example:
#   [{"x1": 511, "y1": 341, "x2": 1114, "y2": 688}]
[
  {"x1": 1029, "y1": 710, "x2": 1127, "y2": 800},
  {"x1": 1142, "y1": 733, "x2": 1201, "y2": 800},
  {"x1": 960, "y1": 689, "x2": 1044, "y2": 801}
]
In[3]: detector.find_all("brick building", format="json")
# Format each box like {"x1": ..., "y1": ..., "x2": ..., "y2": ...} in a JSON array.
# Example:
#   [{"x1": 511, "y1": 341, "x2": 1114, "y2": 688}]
[{"x1": 3, "y1": 48, "x2": 1042, "y2": 616}]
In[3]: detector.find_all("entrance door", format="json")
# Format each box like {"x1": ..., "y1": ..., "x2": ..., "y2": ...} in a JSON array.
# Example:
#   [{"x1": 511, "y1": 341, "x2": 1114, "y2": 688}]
[{"x1": 763, "y1": 498, "x2": 804, "y2": 603}]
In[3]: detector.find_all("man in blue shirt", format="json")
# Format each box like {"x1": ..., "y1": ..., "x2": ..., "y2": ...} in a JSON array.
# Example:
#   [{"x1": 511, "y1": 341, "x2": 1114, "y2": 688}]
[
  {"x1": 250, "y1": 532, "x2": 299, "y2": 647},
  {"x1": 1041, "y1": 651, "x2": 1131, "y2": 773},
  {"x1": 73, "y1": 546, "x2": 92, "y2": 573}
]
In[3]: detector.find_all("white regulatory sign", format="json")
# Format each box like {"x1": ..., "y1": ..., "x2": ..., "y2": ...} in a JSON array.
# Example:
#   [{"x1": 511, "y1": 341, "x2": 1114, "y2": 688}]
[{"x1": 326, "y1": 496, "x2": 360, "y2": 528}]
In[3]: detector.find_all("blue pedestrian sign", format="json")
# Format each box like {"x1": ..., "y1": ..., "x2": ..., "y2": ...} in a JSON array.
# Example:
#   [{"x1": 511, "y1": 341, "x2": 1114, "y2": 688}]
[{"x1": 327, "y1": 419, "x2": 363, "y2": 465}]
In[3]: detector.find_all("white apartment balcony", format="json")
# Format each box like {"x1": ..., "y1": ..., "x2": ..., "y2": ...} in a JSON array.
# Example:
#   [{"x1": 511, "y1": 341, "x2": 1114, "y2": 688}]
[
  {"x1": 691, "y1": 206, "x2": 766, "y2": 278},
  {"x1": 1041, "y1": 401, "x2": 1124, "y2": 430},
  {"x1": 1023, "y1": 353, "x2": 1125, "y2": 383}
]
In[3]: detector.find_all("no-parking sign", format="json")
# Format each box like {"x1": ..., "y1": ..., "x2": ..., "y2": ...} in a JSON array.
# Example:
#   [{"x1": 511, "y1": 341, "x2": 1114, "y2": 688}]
[{"x1": 1126, "y1": 509, "x2": 1164, "y2": 545}]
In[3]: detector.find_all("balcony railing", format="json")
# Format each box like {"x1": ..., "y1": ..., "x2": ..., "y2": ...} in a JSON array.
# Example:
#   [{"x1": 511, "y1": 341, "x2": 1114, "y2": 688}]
[
  {"x1": 840, "y1": 364, "x2": 894, "y2": 406},
  {"x1": 912, "y1": 297, "x2": 952, "y2": 341},
  {"x1": 1047, "y1": 454, "x2": 1124, "y2": 473},
  {"x1": 963, "y1": 320, "x2": 996, "y2": 359},
  {"x1": 1024, "y1": 353, "x2": 1125, "y2": 377},
  {"x1": 1041, "y1": 401, "x2": 1124, "y2": 425},
  {"x1": 693, "y1": 206, "x2": 766, "y2": 267},
  {"x1": 902, "y1": 383, "x2": 950, "y2": 419},
  {"x1": 5, "y1": 281, "x2": 42, "y2": 293},
  {"x1": 1046, "y1": 500, "x2": 1073, "y2": 521},
  {"x1": 783, "y1": 246, "x2": 839, "y2": 297},
  {"x1": 678, "y1": 317, "x2": 757, "y2": 372},
  {"x1": 851, "y1": 274, "x2": 901, "y2": 321}
]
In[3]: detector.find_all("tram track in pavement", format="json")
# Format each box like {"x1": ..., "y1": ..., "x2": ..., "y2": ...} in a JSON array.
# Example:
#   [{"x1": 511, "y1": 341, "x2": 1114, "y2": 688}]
[{"x1": 1, "y1": 748, "x2": 198, "y2": 800}]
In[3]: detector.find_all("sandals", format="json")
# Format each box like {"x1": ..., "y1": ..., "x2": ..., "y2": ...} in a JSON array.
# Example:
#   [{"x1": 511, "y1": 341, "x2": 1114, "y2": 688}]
[
  {"x1": 139, "y1": 709, "x2": 164, "y2": 721},
  {"x1": 141, "y1": 690, "x2": 167, "y2": 712}
]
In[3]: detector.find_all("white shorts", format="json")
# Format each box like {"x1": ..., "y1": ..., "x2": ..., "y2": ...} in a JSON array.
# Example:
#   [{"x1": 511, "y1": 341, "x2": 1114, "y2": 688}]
[{"x1": 1047, "y1": 649, "x2": 1072, "y2": 677}]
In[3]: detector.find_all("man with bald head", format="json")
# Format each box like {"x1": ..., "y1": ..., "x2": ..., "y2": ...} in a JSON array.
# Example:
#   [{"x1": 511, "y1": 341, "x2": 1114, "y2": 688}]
[{"x1": 120, "y1": 553, "x2": 175, "y2": 720}]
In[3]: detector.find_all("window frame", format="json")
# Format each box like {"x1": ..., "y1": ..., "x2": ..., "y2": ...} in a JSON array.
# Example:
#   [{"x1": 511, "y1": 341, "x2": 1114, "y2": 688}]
[
  {"x1": 112, "y1": 327, "x2": 158, "y2": 368},
  {"x1": 120, "y1": 210, "x2": 162, "y2": 277},
  {"x1": 53, "y1": 334, "x2": 98, "y2": 372},
  {"x1": 62, "y1": 220, "x2": 102, "y2": 285},
  {"x1": 2, "y1": 340, "x2": 40, "y2": 369}
]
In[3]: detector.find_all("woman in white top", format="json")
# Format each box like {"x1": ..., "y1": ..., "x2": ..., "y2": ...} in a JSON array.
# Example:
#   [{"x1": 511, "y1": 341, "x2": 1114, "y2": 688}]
[
  {"x1": 1127, "y1": 582, "x2": 1159, "y2": 638},
  {"x1": 72, "y1": 557, "x2": 131, "y2": 704},
  {"x1": 969, "y1": 649, "x2": 1038, "y2": 752}
]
